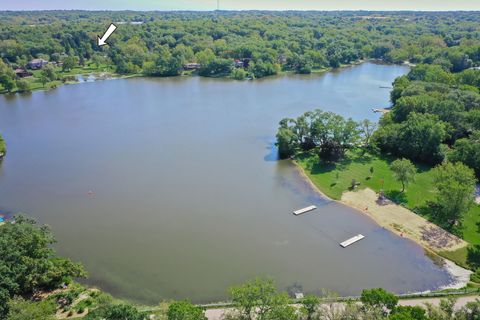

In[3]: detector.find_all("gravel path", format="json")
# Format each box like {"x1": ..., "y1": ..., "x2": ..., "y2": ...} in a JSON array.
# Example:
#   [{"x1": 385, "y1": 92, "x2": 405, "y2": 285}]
[{"x1": 204, "y1": 295, "x2": 480, "y2": 320}]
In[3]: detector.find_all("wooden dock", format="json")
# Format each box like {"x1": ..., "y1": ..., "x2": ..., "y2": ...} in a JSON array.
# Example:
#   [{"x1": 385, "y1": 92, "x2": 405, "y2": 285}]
[
  {"x1": 293, "y1": 205, "x2": 317, "y2": 216},
  {"x1": 340, "y1": 234, "x2": 365, "y2": 248}
]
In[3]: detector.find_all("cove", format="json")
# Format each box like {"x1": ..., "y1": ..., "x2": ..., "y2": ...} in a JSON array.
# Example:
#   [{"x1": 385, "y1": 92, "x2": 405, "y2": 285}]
[{"x1": 0, "y1": 63, "x2": 455, "y2": 304}]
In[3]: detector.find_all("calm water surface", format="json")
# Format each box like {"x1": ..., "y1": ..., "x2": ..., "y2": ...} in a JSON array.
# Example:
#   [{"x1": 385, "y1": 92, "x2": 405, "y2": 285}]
[{"x1": 0, "y1": 63, "x2": 454, "y2": 303}]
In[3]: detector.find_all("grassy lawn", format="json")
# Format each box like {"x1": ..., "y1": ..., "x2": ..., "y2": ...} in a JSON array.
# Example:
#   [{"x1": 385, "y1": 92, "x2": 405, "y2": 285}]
[
  {"x1": 0, "y1": 62, "x2": 116, "y2": 94},
  {"x1": 296, "y1": 149, "x2": 480, "y2": 247}
]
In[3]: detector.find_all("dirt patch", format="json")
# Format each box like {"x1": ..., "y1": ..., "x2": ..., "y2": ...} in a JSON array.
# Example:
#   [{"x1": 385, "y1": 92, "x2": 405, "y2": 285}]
[{"x1": 420, "y1": 225, "x2": 463, "y2": 250}]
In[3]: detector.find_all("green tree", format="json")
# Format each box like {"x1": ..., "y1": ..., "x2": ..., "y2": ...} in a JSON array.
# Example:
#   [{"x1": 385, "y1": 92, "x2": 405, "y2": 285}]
[
  {"x1": 0, "y1": 215, "x2": 86, "y2": 317},
  {"x1": 390, "y1": 158, "x2": 416, "y2": 192},
  {"x1": 0, "y1": 74, "x2": 15, "y2": 92},
  {"x1": 62, "y1": 56, "x2": 79, "y2": 72},
  {"x1": 276, "y1": 126, "x2": 297, "y2": 159},
  {"x1": 0, "y1": 60, "x2": 15, "y2": 92},
  {"x1": 39, "y1": 74, "x2": 49, "y2": 87},
  {"x1": 232, "y1": 68, "x2": 247, "y2": 80},
  {"x1": 374, "y1": 113, "x2": 447, "y2": 164},
  {"x1": 0, "y1": 133, "x2": 5, "y2": 156},
  {"x1": 15, "y1": 79, "x2": 30, "y2": 93},
  {"x1": 91, "y1": 54, "x2": 109, "y2": 69},
  {"x1": 199, "y1": 58, "x2": 233, "y2": 77},
  {"x1": 360, "y1": 288, "x2": 398, "y2": 315},
  {"x1": 195, "y1": 49, "x2": 215, "y2": 67},
  {"x1": 389, "y1": 305, "x2": 427, "y2": 320},
  {"x1": 41, "y1": 64, "x2": 57, "y2": 81},
  {"x1": 85, "y1": 304, "x2": 147, "y2": 320},
  {"x1": 431, "y1": 162, "x2": 476, "y2": 228},
  {"x1": 467, "y1": 245, "x2": 480, "y2": 270},
  {"x1": 301, "y1": 294, "x2": 320, "y2": 320},
  {"x1": 360, "y1": 119, "x2": 377, "y2": 153},
  {"x1": 167, "y1": 301, "x2": 206, "y2": 320},
  {"x1": 6, "y1": 298, "x2": 56, "y2": 320},
  {"x1": 457, "y1": 299, "x2": 480, "y2": 320},
  {"x1": 449, "y1": 131, "x2": 480, "y2": 178},
  {"x1": 230, "y1": 278, "x2": 295, "y2": 320}
]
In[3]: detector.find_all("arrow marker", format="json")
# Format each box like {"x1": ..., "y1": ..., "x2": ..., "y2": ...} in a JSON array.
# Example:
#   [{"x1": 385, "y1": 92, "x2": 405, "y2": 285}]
[{"x1": 97, "y1": 23, "x2": 117, "y2": 47}]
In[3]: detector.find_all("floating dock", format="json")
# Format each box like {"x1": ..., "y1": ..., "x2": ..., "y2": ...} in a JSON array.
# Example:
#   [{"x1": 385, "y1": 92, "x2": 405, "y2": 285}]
[
  {"x1": 293, "y1": 205, "x2": 317, "y2": 216},
  {"x1": 340, "y1": 234, "x2": 365, "y2": 248}
]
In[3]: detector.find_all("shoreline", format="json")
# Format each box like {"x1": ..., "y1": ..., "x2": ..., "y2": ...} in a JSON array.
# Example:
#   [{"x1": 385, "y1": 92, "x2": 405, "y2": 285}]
[
  {"x1": 1, "y1": 58, "x2": 409, "y2": 96},
  {"x1": 291, "y1": 159, "x2": 472, "y2": 290}
]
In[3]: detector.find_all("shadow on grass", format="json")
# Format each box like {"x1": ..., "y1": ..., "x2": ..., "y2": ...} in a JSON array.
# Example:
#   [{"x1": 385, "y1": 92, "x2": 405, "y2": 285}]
[
  {"x1": 385, "y1": 190, "x2": 407, "y2": 204},
  {"x1": 415, "y1": 203, "x2": 464, "y2": 237},
  {"x1": 467, "y1": 245, "x2": 480, "y2": 269},
  {"x1": 296, "y1": 149, "x2": 388, "y2": 176}
]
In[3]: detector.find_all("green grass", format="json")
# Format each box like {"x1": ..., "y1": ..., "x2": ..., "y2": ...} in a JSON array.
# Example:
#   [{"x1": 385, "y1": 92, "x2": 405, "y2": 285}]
[
  {"x1": 0, "y1": 62, "x2": 116, "y2": 94},
  {"x1": 438, "y1": 247, "x2": 469, "y2": 269},
  {"x1": 296, "y1": 149, "x2": 480, "y2": 246},
  {"x1": 0, "y1": 135, "x2": 5, "y2": 154}
]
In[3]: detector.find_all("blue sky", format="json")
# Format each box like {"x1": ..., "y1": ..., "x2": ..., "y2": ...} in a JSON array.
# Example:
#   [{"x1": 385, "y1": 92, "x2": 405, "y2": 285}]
[{"x1": 2, "y1": 0, "x2": 480, "y2": 11}]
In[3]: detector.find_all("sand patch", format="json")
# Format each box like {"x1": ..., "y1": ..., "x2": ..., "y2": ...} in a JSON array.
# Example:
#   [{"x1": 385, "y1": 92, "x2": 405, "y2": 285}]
[{"x1": 341, "y1": 188, "x2": 468, "y2": 252}]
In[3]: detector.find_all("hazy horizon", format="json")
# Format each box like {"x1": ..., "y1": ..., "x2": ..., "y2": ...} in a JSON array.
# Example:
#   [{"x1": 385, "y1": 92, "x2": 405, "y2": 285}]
[{"x1": 2, "y1": 0, "x2": 480, "y2": 11}]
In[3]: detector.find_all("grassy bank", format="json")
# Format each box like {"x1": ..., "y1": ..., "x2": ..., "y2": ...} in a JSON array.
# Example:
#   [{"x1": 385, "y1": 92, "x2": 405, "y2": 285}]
[
  {"x1": 0, "y1": 135, "x2": 5, "y2": 155},
  {"x1": 0, "y1": 62, "x2": 115, "y2": 94},
  {"x1": 295, "y1": 149, "x2": 480, "y2": 265}
]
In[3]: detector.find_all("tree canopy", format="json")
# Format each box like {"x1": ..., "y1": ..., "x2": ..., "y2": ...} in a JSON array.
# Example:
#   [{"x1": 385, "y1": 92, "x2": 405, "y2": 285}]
[{"x1": 0, "y1": 215, "x2": 86, "y2": 317}]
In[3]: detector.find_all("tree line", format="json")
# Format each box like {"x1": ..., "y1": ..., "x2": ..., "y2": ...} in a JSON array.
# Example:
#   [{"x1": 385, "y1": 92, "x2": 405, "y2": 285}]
[
  {"x1": 375, "y1": 64, "x2": 480, "y2": 172},
  {"x1": 0, "y1": 10, "x2": 479, "y2": 91}
]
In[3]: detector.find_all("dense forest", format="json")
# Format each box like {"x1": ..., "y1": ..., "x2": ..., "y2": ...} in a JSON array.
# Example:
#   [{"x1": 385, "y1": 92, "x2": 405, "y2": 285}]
[{"x1": 0, "y1": 11, "x2": 479, "y2": 90}]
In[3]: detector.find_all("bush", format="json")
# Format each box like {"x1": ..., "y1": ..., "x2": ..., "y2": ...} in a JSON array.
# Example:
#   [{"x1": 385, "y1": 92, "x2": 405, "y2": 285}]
[
  {"x1": 15, "y1": 79, "x2": 30, "y2": 93},
  {"x1": 167, "y1": 301, "x2": 206, "y2": 320},
  {"x1": 232, "y1": 68, "x2": 247, "y2": 80}
]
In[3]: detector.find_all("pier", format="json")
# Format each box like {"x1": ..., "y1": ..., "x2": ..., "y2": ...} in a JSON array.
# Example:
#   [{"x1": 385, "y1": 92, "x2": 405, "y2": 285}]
[
  {"x1": 340, "y1": 234, "x2": 365, "y2": 247},
  {"x1": 293, "y1": 205, "x2": 317, "y2": 216}
]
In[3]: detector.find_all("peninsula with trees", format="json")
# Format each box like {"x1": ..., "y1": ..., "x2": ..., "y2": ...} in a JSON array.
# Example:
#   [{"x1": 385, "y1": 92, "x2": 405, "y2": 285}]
[{"x1": 276, "y1": 61, "x2": 480, "y2": 287}]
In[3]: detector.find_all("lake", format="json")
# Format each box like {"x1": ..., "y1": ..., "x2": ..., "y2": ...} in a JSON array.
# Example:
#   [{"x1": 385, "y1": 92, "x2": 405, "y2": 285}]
[{"x1": 0, "y1": 62, "x2": 455, "y2": 304}]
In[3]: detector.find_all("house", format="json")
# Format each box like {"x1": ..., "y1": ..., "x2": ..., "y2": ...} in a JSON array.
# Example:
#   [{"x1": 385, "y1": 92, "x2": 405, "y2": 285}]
[
  {"x1": 14, "y1": 68, "x2": 32, "y2": 78},
  {"x1": 234, "y1": 59, "x2": 244, "y2": 68},
  {"x1": 184, "y1": 63, "x2": 201, "y2": 70},
  {"x1": 27, "y1": 58, "x2": 48, "y2": 70},
  {"x1": 234, "y1": 58, "x2": 250, "y2": 69},
  {"x1": 278, "y1": 54, "x2": 287, "y2": 65}
]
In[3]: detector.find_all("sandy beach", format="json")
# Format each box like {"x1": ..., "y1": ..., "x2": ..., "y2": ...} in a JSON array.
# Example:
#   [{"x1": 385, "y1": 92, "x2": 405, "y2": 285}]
[{"x1": 293, "y1": 161, "x2": 472, "y2": 287}]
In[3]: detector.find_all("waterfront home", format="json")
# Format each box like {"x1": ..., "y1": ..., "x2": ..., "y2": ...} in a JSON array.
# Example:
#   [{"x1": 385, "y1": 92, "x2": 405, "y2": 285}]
[
  {"x1": 27, "y1": 58, "x2": 48, "y2": 70},
  {"x1": 14, "y1": 68, "x2": 32, "y2": 78},
  {"x1": 235, "y1": 59, "x2": 245, "y2": 68},
  {"x1": 184, "y1": 63, "x2": 201, "y2": 70}
]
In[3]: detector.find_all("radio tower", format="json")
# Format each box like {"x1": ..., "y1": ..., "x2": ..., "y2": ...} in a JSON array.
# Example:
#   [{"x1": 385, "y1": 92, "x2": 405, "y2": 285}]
[{"x1": 217, "y1": 0, "x2": 220, "y2": 11}]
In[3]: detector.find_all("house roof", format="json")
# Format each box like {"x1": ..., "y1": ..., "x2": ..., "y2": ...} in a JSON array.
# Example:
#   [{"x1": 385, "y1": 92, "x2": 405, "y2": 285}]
[{"x1": 29, "y1": 58, "x2": 48, "y2": 63}]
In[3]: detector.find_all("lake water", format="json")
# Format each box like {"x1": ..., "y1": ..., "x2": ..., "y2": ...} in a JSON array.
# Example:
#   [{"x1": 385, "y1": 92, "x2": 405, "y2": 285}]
[{"x1": 0, "y1": 63, "x2": 455, "y2": 304}]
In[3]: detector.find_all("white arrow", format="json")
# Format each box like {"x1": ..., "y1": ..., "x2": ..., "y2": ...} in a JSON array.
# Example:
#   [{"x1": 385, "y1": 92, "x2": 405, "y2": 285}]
[{"x1": 97, "y1": 23, "x2": 117, "y2": 47}]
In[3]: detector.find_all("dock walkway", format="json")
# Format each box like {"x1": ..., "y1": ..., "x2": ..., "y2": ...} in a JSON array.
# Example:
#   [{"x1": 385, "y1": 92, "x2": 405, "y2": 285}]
[
  {"x1": 293, "y1": 205, "x2": 317, "y2": 216},
  {"x1": 340, "y1": 234, "x2": 365, "y2": 247}
]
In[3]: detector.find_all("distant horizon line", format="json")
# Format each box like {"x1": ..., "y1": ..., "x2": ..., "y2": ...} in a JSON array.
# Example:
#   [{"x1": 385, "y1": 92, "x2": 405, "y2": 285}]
[{"x1": 1, "y1": 9, "x2": 480, "y2": 13}]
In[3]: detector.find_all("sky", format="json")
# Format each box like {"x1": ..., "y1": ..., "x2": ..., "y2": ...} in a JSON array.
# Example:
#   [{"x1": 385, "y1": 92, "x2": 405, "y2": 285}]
[{"x1": 2, "y1": 0, "x2": 480, "y2": 11}]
